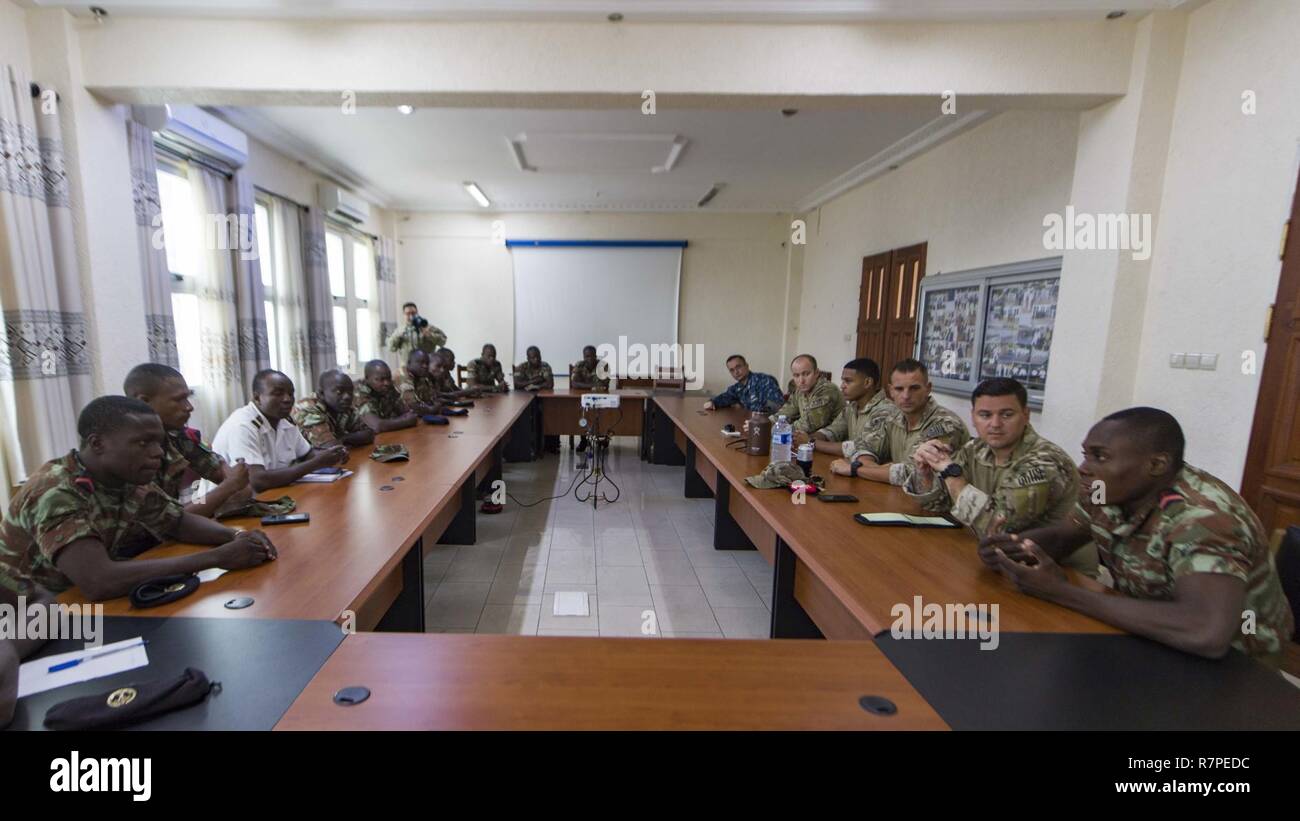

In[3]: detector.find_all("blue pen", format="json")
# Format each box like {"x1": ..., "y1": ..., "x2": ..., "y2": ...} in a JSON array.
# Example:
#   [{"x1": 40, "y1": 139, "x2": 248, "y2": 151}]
[{"x1": 48, "y1": 640, "x2": 149, "y2": 673}]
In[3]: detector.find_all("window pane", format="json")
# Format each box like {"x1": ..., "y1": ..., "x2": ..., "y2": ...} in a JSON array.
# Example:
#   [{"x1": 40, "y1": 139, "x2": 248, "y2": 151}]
[
  {"x1": 265, "y1": 299, "x2": 279, "y2": 372},
  {"x1": 355, "y1": 308, "x2": 372, "y2": 364},
  {"x1": 326, "y1": 232, "x2": 346, "y2": 299},
  {"x1": 255, "y1": 203, "x2": 273, "y2": 289},
  {"x1": 332, "y1": 305, "x2": 350, "y2": 370},
  {"x1": 171, "y1": 292, "x2": 202, "y2": 386},
  {"x1": 157, "y1": 168, "x2": 200, "y2": 280},
  {"x1": 353, "y1": 241, "x2": 373, "y2": 302}
]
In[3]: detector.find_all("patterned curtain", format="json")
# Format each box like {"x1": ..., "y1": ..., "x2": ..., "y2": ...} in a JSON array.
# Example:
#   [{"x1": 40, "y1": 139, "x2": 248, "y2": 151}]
[
  {"x1": 126, "y1": 118, "x2": 178, "y2": 367},
  {"x1": 376, "y1": 236, "x2": 399, "y2": 371},
  {"x1": 185, "y1": 163, "x2": 243, "y2": 430},
  {"x1": 300, "y1": 206, "x2": 337, "y2": 385},
  {"x1": 230, "y1": 170, "x2": 269, "y2": 383},
  {"x1": 268, "y1": 196, "x2": 311, "y2": 392},
  {"x1": 0, "y1": 67, "x2": 93, "y2": 505}
]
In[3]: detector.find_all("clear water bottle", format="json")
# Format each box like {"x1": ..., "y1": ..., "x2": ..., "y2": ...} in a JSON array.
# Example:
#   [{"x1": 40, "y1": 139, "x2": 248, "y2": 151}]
[{"x1": 770, "y1": 415, "x2": 793, "y2": 464}]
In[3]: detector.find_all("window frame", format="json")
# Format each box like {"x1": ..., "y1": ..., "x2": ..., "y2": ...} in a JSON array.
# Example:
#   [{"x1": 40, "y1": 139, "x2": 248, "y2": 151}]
[{"x1": 324, "y1": 220, "x2": 376, "y2": 372}]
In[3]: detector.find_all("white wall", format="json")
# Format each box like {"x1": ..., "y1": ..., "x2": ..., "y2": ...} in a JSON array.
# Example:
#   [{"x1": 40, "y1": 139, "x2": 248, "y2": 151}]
[
  {"x1": 1132, "y1": 0, "x2": 1300, "y2": 483},
  {"x1": 241, "y1": 135, "x2": 397, "y2": 240},
  {"x1": 795, "y1": 109, "x2": 1080, "y2": 431},
  {"x1": 0, "y1": 0, "x2": 30, "y2": 72},
  {"x1": 396, "y1": 211, "x2": 792, "y2": 391}
]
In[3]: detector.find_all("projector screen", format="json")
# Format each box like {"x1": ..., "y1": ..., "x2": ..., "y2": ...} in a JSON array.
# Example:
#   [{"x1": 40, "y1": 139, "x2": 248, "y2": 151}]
[{"x1": 509, "y1": 242, "x2": 682, "y2": 381}]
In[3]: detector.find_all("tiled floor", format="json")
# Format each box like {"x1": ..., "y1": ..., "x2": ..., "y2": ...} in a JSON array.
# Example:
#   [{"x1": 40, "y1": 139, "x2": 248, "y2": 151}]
[{"x1": 423, "y1": 439, "x2": 774, "y2": 638}]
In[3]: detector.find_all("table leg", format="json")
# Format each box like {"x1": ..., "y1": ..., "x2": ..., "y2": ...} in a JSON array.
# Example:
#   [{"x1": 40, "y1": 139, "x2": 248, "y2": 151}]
[
  {"x1": 683, "y1": 439, "x2": 713, "y2": 499},
  {"x1": 713, "y1": 476, "x2": 756, "y2": 551},
  {"x1": 503, "y1": 396, "x2": 536, "y2": 462},
  {"x1": 438, "y1": 476, "x2": 477, "y2": 545},
  {"x1": 771, "y1": 537, "x2": 824, "y2": 639},
  {"x1": 650, "y1": 401, "x2": 685, "y2": 466},
  {"x1": 374, "y1": 537, "x2": 426, "y2": 633}
]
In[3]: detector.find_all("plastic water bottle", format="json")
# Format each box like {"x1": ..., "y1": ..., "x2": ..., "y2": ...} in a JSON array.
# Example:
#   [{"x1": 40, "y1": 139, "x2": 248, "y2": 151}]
[{"x1": 770, "y1": 415, "x2": 793, "y2": 464}]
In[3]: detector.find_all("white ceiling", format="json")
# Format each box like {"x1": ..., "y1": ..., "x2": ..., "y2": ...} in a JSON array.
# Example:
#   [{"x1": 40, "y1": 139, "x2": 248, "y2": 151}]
[
  {"x1": 218, "y1": 102, "x2": 979, "y2": 213},
  {"x1": 40, "y1": 0, "x2": 1183, "y2": 23}
]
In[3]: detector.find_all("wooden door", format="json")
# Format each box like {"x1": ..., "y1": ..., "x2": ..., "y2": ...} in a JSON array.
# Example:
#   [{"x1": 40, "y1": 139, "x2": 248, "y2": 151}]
[
  {"x1": 856, "y1": 243, "x2": 926, "y2": 372},
  {"x1": 856, "y1": 251, "x2": 890, "y2": 362},
  {"x1": 1242, "y1": 169, "x2": 1300, "y2": 537}
]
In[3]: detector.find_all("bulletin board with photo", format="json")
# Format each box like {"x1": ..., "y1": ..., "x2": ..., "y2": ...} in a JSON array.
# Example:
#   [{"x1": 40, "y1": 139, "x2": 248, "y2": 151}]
[{"x1": 914, "y1": 256, "x2": 1062, "y2": 409}]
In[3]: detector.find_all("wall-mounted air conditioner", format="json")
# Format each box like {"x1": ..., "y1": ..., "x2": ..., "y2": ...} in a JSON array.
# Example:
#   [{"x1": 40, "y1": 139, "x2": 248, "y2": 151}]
[
  {"x1": 138, "y1": 104, "x2": 249, "y2": 169},
  {"x1": 319, "y1": 183, "x2": 371, "y2": 224}
]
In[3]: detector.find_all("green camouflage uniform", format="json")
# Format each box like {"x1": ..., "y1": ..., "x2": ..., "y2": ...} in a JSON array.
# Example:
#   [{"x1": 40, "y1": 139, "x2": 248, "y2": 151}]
[
  {"x1": 571, "y1": 360, "x2": 610, "y2": 390},
  {"x1": 513, "y1": 359, "x2": 554, "y2": 391},
  {"x1": 815, "y1": 390, "x2": 898, "y2": 459},
  {"x1": 355, "y1": 381, "x2": 408, "y2": 420},
  {"x1": 290, "y1": 394, "x2": 371, "y2": 447},
  {"x1": 856, "y1": 396, "x2": 970, "y2": 485},
  {"x1": 157, "y1": 426, "x2": 225, "y2": 501},
  {"x1": 772, "y1": 378, "x2": 845, "y2": 435},
  {"x1": 395, "y1": 366, "x2": 440, "y2": 410},
  {"x1": 1068, "y1": 464, "x2": 1293, "y2": 662},
  {"x1": 0, "y1": 452, "x2": 184, "y2": 594},
  {"x1": 435, "y1": 370, "x2": 461, "y2": 395},
  {"x1": 465, "y1": 357, "x2": 508, "y2": 392},
  {"x1": 386, "y1": 322, "x2": 446, "y2": 356}
]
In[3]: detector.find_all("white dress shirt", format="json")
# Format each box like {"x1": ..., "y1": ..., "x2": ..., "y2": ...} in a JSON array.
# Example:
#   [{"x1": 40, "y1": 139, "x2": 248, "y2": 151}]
[{"x1": 209, "y1": 401, "x2": 312, "y2": 471}]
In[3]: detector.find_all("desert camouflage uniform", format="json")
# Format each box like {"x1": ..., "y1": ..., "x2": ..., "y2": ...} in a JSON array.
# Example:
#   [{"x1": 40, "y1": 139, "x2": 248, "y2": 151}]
[
  {"x1": 291, "y1": 394, "x2": 371, "y2": 447},
  {"x1": 856, "y1": 396, "x2": 969, "y2": 485},
  {"x1": 816, "y1": 390, "x2": 898, "y2": 459},
  {"x1": 772, "y1": 377, "x2": 845, "y2": 436},
  {"x1": 0, "y1": 452, "x2": 184, "y2": 594},
  {"x1": 387, "y1": 322, "x2": 446, "y2": 356},
  {"x1": 1069, "y1": 464, "x2": 1294, "y2": 662}
]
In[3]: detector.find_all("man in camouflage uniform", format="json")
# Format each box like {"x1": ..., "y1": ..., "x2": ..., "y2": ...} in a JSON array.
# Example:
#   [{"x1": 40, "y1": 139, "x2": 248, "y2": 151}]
[
  {"x1": 434, "y1": 348, "x2": 481, "y2": 399},
  {"x1": 841, "y1": 358, "x2": 968, "y2": 486},
  {"x1": 395, "y1": 350, "x2": 443, "y2": 415},
  {"x1": 0, "y1": 397, "x2": 276, "y2": 601},
  {"x1": 123, "y1": 363, "x2": 251, "y2": 517},
  {"x1": 387, "y1": 301, "x2": 447, "y2": 356},
  {"x1": 769, "y1": 354, "x2": 844, "y2": 435},
  {"x1": 514, "y1": 346, "x2": 555, "y2": 392},
  {"x1": 356, "y1": 359, "x2": 419, "y2": 432},
  {"x1": 981, "y1": 407, "x2": 1294, "y2": 665},
  {"x1": 464, "y1": 343, "x2": 509, "y2": 393},
  {"x1": 703, "y1": 354, "x2": 784, "y2": 413},
  {"x1": 570, "y1": 345, "x2": 611, "y2": 391},
  {"x1": 291, "y1": 369, "x2": 377, "y2": 449},
  {"x1": 903, "y1": 377, "x2": 1097, "y2": 574},
  {"x1": 796, "y1": 357, "x2": 896, "y2": 457}
]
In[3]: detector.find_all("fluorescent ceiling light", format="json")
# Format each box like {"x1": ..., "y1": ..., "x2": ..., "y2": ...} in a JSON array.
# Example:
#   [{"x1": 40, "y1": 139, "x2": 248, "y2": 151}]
[{"x1": 464, "y1": 181, "x2": 490, "y2": 208}]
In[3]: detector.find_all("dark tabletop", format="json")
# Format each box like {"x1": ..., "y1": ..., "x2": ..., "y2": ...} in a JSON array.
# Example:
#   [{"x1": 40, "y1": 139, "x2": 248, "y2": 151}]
[
  {"x1": 7, "y1": 617, "x2": 344, "y2": 731},
  {"x1": 878, "y1": 632, "x2": 1300, "y2": 730}
]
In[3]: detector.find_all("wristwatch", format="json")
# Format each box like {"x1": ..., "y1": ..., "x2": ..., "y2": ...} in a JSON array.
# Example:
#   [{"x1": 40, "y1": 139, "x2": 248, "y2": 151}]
[
  {"x1": 850, "y1": 459, "x2": 862, "y2": 478},
  {"x1": 938, "y1": 463, "x2": 964, "y2": 480}
]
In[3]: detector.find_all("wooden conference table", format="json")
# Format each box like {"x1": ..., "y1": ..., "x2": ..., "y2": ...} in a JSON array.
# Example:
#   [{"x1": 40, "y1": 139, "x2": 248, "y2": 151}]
[
  {"x1": 649, "y1": 395, "x2": 1119, "y2": 639},
  {"x1": 57, "y1": 392, "x2": 535, "y2": 632}
]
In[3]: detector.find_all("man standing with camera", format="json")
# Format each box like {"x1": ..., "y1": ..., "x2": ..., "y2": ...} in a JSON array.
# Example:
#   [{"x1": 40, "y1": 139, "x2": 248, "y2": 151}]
[{"x1": 387, "y1": 301, "x2": 447, "y2": 355}]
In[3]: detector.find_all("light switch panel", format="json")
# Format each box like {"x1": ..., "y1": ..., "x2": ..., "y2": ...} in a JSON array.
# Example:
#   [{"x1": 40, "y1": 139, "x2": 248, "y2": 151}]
[
  {"x1": 1199, "y1": 353, "x2": 1218, "y2": 371},
  {"x1": 1170, "y1": 353, "x2": 1186, "y2": 368}
]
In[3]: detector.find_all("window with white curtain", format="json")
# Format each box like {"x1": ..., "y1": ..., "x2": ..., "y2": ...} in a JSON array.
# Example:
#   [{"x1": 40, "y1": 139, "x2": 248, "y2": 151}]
[
  {"x1": 155, "y1": 159, "x2": 204, "y2": 386},
  {"x1": 254, "y1": 198, "x2": 281, "y2": 371},
  {"x1": 324, "y1": 224, "x2": 376, "y2": 372}
]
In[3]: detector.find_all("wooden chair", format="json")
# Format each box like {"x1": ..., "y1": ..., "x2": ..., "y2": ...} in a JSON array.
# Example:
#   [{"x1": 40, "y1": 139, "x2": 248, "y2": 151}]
[
  {"x1": 653, "y1": 366, "x2": 686, "y2": 393},
  {"x1": 456, "y1": 363, "x2": 468, "y2": 387}
]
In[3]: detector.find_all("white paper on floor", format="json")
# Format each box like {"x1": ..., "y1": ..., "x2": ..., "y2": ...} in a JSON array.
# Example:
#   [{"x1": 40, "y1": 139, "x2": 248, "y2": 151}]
[{"x1": 553, "y1": 591, "x2": 589, "y2": 617}]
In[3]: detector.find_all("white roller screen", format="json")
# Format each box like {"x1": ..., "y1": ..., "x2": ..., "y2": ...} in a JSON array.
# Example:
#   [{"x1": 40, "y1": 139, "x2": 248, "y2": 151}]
[{"x1": 510, "y1": 243, "x2": 682, "y2": 380}]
